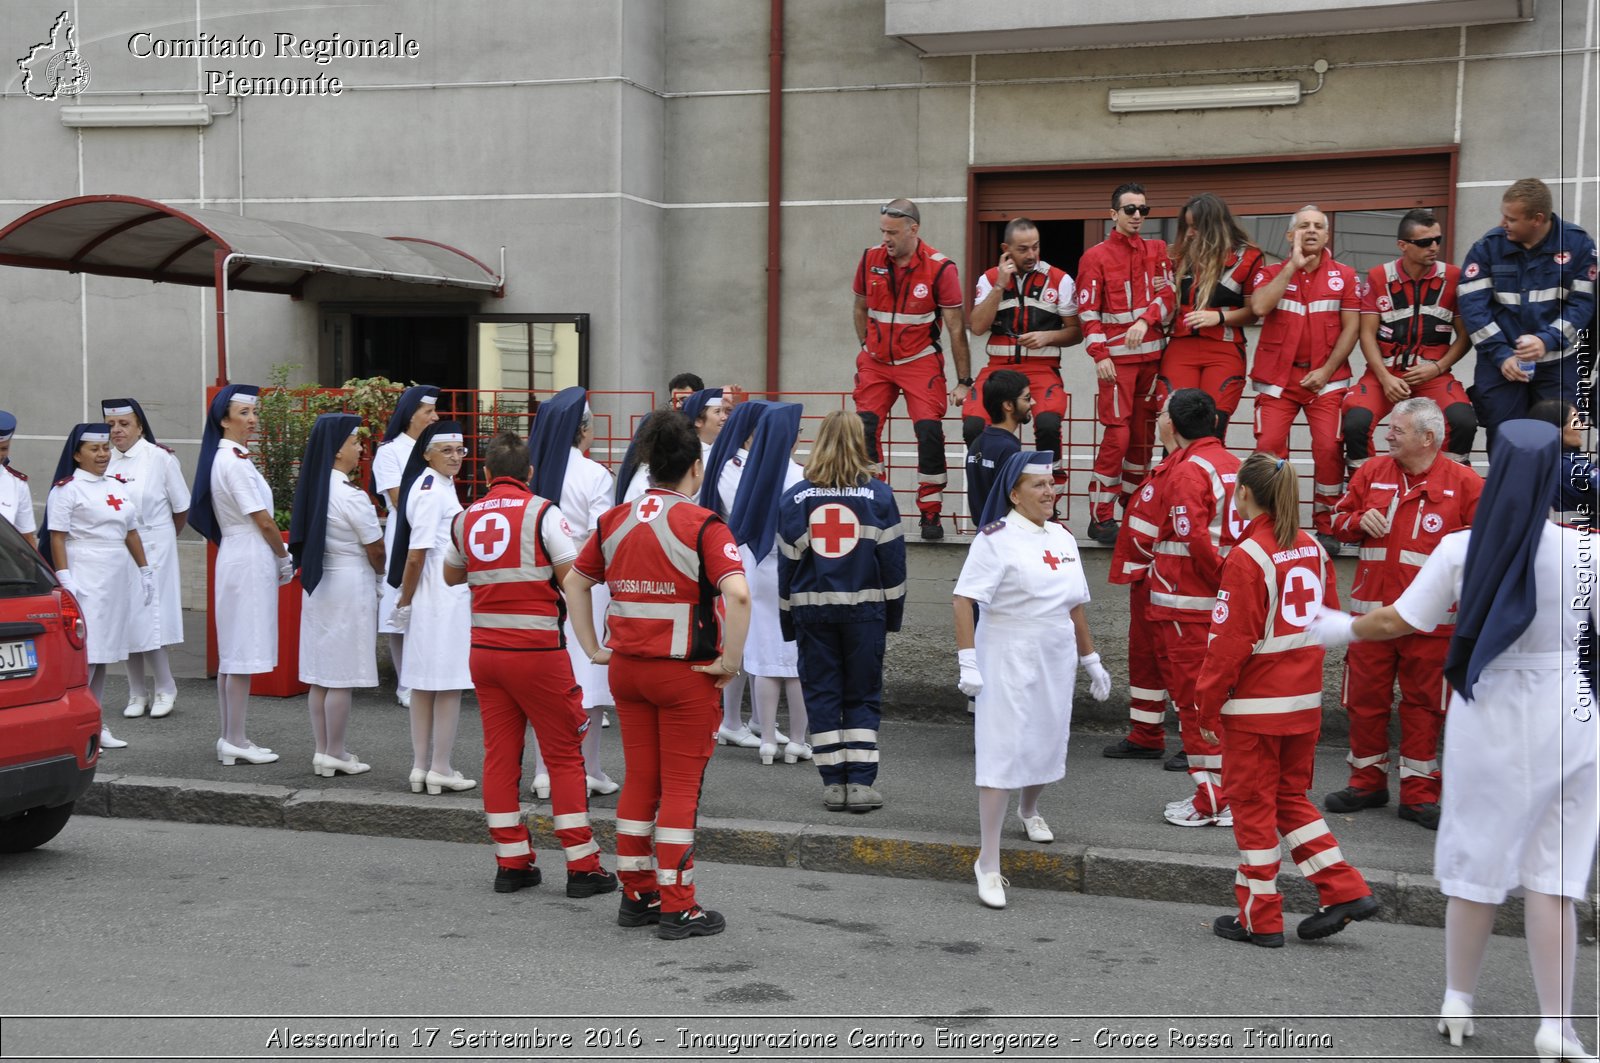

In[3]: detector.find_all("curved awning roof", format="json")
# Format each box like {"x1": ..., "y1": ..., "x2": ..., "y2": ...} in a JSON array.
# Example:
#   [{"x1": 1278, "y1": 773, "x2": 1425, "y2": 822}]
[{"x1": 0, "y1": 194, "x2": 502, "y2": 297}]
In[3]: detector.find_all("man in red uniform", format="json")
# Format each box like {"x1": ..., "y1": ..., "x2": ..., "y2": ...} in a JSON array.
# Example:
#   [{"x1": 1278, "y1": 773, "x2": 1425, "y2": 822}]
[
  {"x1": 1249, "y1": 206, "x2": 1360, "y2": 553},
  {"x1": 443, "y1": 432, "x2": 616, "y2": 898},
  {"x1": 1324, "y1": 398, "x2": 1482, "y2": 829},
  {"x1": 853, "y1": 198, "x2": 971, "y2": 540},
  {"x1": 1136, "y1": 389, "x2": 1243, "y2": 826},
  {"x1": 1341, "y1": 208, "x2": 1477, "y2": 469},
  {"x1": 1101, "y1": 399, "x2": 1180, "y2": 761},
  {"x1": 1075, "y1": 182, "x2": 1172, "y2": 544},
  {"x1": 965, "y1": 217, "x2": 1082, "y2": 509}
]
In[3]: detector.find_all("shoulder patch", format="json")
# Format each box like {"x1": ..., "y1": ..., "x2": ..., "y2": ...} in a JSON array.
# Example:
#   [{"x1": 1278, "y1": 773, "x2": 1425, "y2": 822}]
[
  {"x1": 341, "y1": 478, "x2": 360, "y2": 490},
  {"x1": 4, "y1": 465, "x2": 27, "y2": 482},
  {"x1": 234, "y1": 448, "x2": 252, "y2": 459},
  {"x1": 155, "y1": 442, "x2": 175, "y2": 454},
  {"x1": 981, "y1": 519, "x2": 1006, "y2": 535},
  {"x1": 54, "y1": 475, "x2": 73, "y2": 488},
  {"x1": 420, "y1": 474, "x2": 434, "y2": 490}
]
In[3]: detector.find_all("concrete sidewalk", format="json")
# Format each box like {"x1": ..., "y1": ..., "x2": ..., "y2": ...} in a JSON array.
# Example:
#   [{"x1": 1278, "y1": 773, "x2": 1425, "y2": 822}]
[{"x1": 80, "y1": 666, "x2": 1595, "y2": 938}]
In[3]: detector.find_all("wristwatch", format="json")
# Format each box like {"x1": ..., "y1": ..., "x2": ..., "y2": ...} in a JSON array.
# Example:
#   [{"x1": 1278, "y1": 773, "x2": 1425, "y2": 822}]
[{"x1": 957, "y1": 377, "x2": 975, "y2": 388}]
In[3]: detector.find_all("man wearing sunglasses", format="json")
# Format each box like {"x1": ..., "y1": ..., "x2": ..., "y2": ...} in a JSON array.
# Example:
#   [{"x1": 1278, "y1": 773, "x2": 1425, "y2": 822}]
[
  {"x1": 852, "y1": 198, "x2": 971, "y2": 540},
  {"x1": 1073, "y1": 182, "x2": 1173, "y2": 545},
  {"x1": 1341, "y1": 209, "x2": 1477, "y2": 471},
  {"x1": 1459, "y1": 178, "x2": 1597, "y2": 452}
]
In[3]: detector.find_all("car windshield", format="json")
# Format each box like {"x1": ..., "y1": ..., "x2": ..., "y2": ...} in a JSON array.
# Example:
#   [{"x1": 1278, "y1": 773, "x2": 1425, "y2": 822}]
[{"x1": 0, "y1": 517, "x2": 53, "y2": 599}]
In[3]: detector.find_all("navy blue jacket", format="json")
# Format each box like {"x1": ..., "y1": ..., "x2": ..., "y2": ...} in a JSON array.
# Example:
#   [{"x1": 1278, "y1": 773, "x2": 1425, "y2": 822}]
[
  {"x1": 1459, "y1": 214, "x2": 1596, "y2": 369},
  {"x1": 777, "y1": 478, "x2": 906, "y2": 638},
  {"x1": 965, "y1": 426, "x2": 1021, "y2": 522}
]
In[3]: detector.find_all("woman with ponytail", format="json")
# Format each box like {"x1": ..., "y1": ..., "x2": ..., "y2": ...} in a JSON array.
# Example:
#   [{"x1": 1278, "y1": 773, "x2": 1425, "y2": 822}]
[{"x1": 1193, "y1": 452, "x2": 1377, "y2": 948}]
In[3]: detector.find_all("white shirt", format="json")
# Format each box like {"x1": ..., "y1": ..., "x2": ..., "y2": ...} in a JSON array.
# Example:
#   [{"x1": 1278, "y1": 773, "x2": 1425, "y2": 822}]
[
  {"x1": 403, "y1": 471, "x2": 461, "y2": 553},
  {"x1": 323, "y1": 469, "x2": 383, "y2": 562},
  {"x1": 209, "y1": 439, "x2": 272, "y2": 530},
  {"x1": 0, "y1": 466, "x2": 36, "y2": 535},
  {"x1": 107, "y1": 437, "x2": 188, "y2": 531},
  {"x1": 954, "y1": 510, "x2": 1090, "y2": 620},
  {"x1": 372, "y1": 435, "x2": 417, "y2": 501},
  {"x1": 557, "y1": 448, "x2": 615, "y2": 544},
  {"x1": 47, "y1": 468, "x2": 137, "y2": 545}
]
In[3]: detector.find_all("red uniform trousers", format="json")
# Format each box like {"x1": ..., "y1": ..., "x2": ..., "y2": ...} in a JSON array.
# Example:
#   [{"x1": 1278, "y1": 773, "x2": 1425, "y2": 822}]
[
  {"x1": 1123, "y1": 581, "x2": 1169, "y2": 750},
  {"x1": 472, "y1": 647, "x2": 600, "y2": 873},
  {"x1": 1340, "y1": 634, "x2": 1448, "y2": 804},
  {"x1": 854, "y1": 350, "x2": 949, "y2": 519},
  {"x1": 1224, "y1": 727, "x2": 1372, "y2": 936},
  {"x1": 1252, "y1": 382, "x2": 1346, "y2": 536},
  {"x1": 1341, "y1": 371, "x2": 1474, "y2": 461},
  {"x1": 1157, "y1": 619, "x2": 1226, "y2": 814},
  {"x1": 1160, "y1": 336, "x2": 1246, "y2": 416},
  {"x1": 608, "y1": 654, "x2": 721, "y2": 914},
  {"x1": 961, "y1": 360, "x2": 1068, "y2": 493},
  {"x1": 1090, "y1": 361, "x2": 1162, "y2": 523}
]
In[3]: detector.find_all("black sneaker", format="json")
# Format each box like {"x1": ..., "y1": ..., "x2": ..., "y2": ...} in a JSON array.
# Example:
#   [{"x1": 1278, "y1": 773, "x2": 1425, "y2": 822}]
[
  {"x1": 617, "y1": 890, "x2": 662, "y2": 927},
  {"x1": 1212, "y1": 913, "x2": 1284, "y2": 949},
  {"x1": 1163, "y1": 750, "x2": 1189, "y2": 772},
  {"x1": 919, "y1": 516, "x2": 944, "y2": 541},
  {"x1": 1398, "y1": 802, "x2": 1441, "y2": 830},
  {"x1": 1323, "y1": 786, "x2": 1389, "y2": 813},
  {"x1": 1087, "y1": 518, "x2": 1120, "y2": 545},
  {"x1": 1103, "y1": 738, "x2": 1164, "y2": 760},
  {"x1": 656, "y1": 905, "x2": 727, "y2": 940},
  {"x1": 493, "y1": 865, "x2": 542, "y2": 894},
  {"x1": 567, "y1": 868, "x2": 620, "y2": 898},
  {"x1": 1297, "y1": 893, "x2": 1379, "y2": 940},
  {"x1": 1316, "y1": 533, "x2": 1344, "y2": 558}
]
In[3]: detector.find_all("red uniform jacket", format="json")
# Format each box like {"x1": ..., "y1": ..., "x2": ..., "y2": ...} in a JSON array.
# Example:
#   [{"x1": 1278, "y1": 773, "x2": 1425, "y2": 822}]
[
  {"x1": 574, "y1": 489, "x2": 743, "y2": 661},
  {"x1": 1146, "y1": 438, "x2": 1243, "y2": 622},
  {"x1": 1111, "y1": 450, "x2": 1178, "y2": 586},
  {"x1": 450, "y1": 477, "x2": 571, "y2": 651},
  {"x1": 1251, "y1": 256, "x2": 1360, "y2": 394},
  {"x1": 853, "y1": 241, "x2": 961, "y2": 366},
  {"x1": 1329, "y1": 453, "x2": 1482, "y2": 630},
  {"x1": 1077, "y1": 230, "x2": 1171, "y2": 364},
  {"x1": 1360, "y1": 260, "x2": 1461, "y2": 369},
  {"x1": 1196, "y1": 516, "x2": 1338, "y2": 736},
  {"x1": 1174, "y1": 245, "x2": 1264, "y2": 348}
]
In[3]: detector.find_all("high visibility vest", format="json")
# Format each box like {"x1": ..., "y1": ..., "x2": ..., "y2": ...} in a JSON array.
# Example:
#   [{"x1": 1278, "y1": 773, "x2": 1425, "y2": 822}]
[
  {"x1": 452, "y1": 478, "x2": 565, "y2": 651},
  {"x1": 857, "y1": 241, "x2": 957, "y2": 366},
  {"x1": 1368, "y1": 260, "x2": 1459, "y2": 368},
  {"x1": 981, "y1": 262, "x2": 1074, "y2": 364}
]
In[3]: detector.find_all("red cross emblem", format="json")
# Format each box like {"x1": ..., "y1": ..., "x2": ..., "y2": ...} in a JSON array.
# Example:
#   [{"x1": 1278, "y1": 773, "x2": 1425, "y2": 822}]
[
  {"x1": 469, "y1": 512, "x2": 512, "y2": 562},
  {"x1": 636, "y1": 495, "x2": 663, "y2": 523},
  {"x1": 1280, "y1": 566, "x2": 1322, "y2": 627},
  {"x1": 808, "y1": 504, "x2": 860, "y2": 559},
  {"x1": 105, "y1": 494, "x2": 125, "y2": 511},
  {"x1": 1041, "y1": 550, "x2": 1062, "y2": 570}
]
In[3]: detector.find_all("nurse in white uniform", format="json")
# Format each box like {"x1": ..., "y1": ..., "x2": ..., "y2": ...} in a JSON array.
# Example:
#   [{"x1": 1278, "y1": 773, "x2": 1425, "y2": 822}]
[
  {"x1": 387, "y1": 420, "x2": 475, "y2": 794},
  {"x1": 188, "y1": 385, "x2": 293, "y2": 766},
  {"x1": 289, "y1": 414, "x2": 385, "y2": 779},
  {"x1": 0, "y1": 411, "x2": 39, "y2": 550},
  {"x1": 953, "y1": 451, "x2": 1112, "y2": 909},
  {"x1": 1314, "y1": 419, "x2": 1598, "y2": 1063},
  {"x1": 43, "y1": 423, "x2": 153, "y2": 752},
  {"x1": 371, "y1": 385, "x2": 440, "y2": 709},
  {"x1": 528, "y1": 387, "x2": 619, "y2": 796},
  {"x1": 102, "y1": 398, "x2": 188, "y2": 720}
]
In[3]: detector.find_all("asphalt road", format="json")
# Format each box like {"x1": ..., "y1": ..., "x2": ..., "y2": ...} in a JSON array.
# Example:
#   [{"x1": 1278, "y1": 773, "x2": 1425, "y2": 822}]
[{"x1": 3, "y1": 819, "x2": 1595, "y2": 1062}]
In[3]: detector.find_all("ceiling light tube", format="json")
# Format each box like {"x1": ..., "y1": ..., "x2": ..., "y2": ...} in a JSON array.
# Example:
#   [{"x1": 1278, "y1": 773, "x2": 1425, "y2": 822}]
[
  {"x1": 59, "y1": 103, "x2": 213, "y2": 128},
  {"x1": 1108, "y1": 81, "x2": 1302, "y2": 113}
]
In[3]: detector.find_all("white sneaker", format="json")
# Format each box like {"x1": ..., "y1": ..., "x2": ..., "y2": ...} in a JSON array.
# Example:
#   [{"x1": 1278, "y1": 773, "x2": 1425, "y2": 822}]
[
  {"x1": 149, "y1": 691, "x2": 176, "y2": 718},
  {"x1": 1017, "y1": 812, "x2": 1054, "y2": 843},
  {"x1": 974, "y1": 859, "x2": 1008, "y2": 909},
  {"x1": 121, "y1": 695, "x2": 149, "y2": 718},
  {"x1": 396, "y1": 687, "x2": 412, "y2": 708},
  {"x1": 99, "y1": 726, "x2": 128, "y2": 749},
  {"x1": 715, "y1": 725, "x2": 760, "y2": 748},
  {"x1": 1163, "y1": 796, "x2": 1233, "y2": 827}
]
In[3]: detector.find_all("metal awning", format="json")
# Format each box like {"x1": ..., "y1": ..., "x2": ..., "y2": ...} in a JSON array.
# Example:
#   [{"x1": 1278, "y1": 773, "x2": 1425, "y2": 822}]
[{"x1": 0, "y1": 194, "x2": 503, "y2": 383}]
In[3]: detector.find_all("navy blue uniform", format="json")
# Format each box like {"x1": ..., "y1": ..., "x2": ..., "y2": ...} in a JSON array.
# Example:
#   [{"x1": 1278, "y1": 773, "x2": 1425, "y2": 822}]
[
  {"x1": 777, "y1": 478, "x2": 906, "y2": 786},
  {"x1": 965, "y1": 426, "x2": 1021, "y2": 524}
]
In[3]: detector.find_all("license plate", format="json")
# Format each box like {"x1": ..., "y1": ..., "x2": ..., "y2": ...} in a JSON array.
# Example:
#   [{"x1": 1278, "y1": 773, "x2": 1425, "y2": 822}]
[{"x1": 0, "y1": 639, "x2": 38, "y2": 678}]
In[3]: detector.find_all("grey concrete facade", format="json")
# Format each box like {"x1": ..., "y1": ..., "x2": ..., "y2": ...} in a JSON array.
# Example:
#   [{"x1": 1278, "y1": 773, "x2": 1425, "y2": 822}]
[{"x1": 0, "y1": 0, "x2": 1594, "y2": 506}]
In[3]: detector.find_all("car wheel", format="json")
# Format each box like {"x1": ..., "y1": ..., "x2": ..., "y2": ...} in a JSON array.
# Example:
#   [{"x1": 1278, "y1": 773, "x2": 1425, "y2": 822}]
[{"x1": 0, "y1": 802, "x2": 76, "y2": 853}]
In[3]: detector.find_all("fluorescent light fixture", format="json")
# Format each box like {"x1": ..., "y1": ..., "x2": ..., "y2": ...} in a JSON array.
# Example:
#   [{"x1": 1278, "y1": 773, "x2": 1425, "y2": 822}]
[
  {"x1": 1108, "y1": 82, "x2": 1302, "y2": 113},
  {"x1": 59, "y1": 103, "x2": 213, "y2": 128}
]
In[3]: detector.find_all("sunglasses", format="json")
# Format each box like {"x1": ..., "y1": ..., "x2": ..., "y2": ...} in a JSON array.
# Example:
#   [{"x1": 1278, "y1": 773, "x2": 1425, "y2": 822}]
[
  {"x1": 1117, "y1": 204, "x2": 1153, "y2": 216},
  {"x1": 1401, "y1": 236, "x2": 1443, "y2": 248},
  {"x1": 880, "y1": 205, "x2": 919, "y2": 222}
]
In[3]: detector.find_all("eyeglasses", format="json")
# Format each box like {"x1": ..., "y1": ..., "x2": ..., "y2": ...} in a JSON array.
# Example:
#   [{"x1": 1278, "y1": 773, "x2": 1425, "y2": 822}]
[
  {"x1": 1401, "y1": 236, "x2": 1443, "y2": 248},
  {"x1": 433, "y1": 446, "x2": 469, "y2": 457},
  {"x1": 880, "y1": 205, "x2": 919, "y2": 222},
  {"x1": 1118, "y1": 204, "x2": 1153, "y2": 216}
]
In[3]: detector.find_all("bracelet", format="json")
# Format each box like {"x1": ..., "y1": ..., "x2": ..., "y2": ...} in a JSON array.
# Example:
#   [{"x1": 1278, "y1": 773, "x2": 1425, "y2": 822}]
[{"x1": 1215, "y1": 310, "x2": 1226, "y2": 328}]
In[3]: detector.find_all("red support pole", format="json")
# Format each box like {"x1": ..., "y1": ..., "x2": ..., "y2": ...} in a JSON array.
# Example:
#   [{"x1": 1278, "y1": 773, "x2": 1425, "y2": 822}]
[
  {"x1": 212, "y1": 250, "x2": 230, "y2": 386},
  {"x1": 764, "y1": 0, "x2": 784, "y2": 396}
]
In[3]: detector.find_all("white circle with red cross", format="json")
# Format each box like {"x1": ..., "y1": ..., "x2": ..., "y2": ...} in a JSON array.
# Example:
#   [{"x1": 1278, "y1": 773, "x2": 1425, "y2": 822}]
[
  {"x1": 1423, "y1": 513, "x2": 1444, "y2": 534},
  {"x1": 808, "y1": 504, "x2": 861, "y2": 558},
  {"x1": 635, "y1": 495, "x2": 665, "y2": 523},
  {"x1": 469, "y1": 512, "x2": 513, "y2": 562},
  {"x1": 1328, "y1": 273, "x2": 1345, "y2": 291},
  {"x1": 913, "y1": 282, "x2": 930, "y2": 299},
  {"x1": 1279, "y1": 566, "x2": 1323, "y2": 628}
]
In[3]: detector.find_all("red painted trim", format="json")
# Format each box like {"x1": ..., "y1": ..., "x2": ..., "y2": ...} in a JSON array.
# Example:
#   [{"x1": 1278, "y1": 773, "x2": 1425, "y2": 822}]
[
  {"x1": 965, "y1": 145, "x2": 1459, "y2": 177},
  {"x1": 385, "y1": 235, "x2": 502, "y2": 293},
  {"x1": 765, "y1": 0, "x2": 784, "y2": 393},
  {"x1": 0, "y1": 193, "x2": 236, "y2": 257}
]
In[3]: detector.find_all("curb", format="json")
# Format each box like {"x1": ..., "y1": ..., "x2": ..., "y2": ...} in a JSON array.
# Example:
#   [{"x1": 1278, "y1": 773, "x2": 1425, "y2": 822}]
[{"x1": 77, "y1": 773, "x2": 1593, "y2": 940}]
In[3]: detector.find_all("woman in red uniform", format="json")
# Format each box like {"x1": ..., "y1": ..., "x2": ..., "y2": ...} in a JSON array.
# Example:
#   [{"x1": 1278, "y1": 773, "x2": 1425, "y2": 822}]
[
  {"x1": 1161, "y1": 193, "x2": 1264, "y2": 436},
  {"x1": 1195, "y1": 453, "x2": 1378, "y2": 947},
  {"x1": 564, "y1": 409, "x2": 751, "y2": 940}
]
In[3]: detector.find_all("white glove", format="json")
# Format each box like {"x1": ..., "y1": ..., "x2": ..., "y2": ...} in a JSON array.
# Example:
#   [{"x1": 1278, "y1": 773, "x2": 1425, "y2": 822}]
[
  {"x1": 957, "y1": 647, "x2": 983, "y2": 698},
  {"x1": 1309, "y1": 606, "x2": 1358, "y2": 648},
  {"x1": 139, "y1": 566, "x2": 156, "y2": 605},
  {"x1": 388, "y1": 604, "x2": 412, "y2": 632},
  {"x1": 55, "y1": 568, "x2": 80, "y2": 598},
  {"x1": 375, "y1": 574, "x2": 387, "y2": 602},
  {"x1": 1081, "y1": 651, "x2": 1113, "y2": 702},
  {"x1": 275, "y1": 554, "x2": 295, "y2": 586}
]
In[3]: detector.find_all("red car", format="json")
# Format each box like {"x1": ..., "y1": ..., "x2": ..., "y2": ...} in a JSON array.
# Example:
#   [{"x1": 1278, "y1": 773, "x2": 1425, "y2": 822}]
[{"x1": 0, "y1": 514, "x2": 99, "y2": 852}]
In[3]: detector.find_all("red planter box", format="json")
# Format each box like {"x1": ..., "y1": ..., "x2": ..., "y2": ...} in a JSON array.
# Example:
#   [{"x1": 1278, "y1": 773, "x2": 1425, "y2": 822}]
[{"x1": 203, "y1": 532, "x2": 308, "y2": 698}]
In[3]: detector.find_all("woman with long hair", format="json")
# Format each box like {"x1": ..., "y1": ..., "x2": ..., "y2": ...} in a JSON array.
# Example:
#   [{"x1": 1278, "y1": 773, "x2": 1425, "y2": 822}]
[
  {"x1": 776, "y1": 410, "x2": 906, "y2": 813},
  {"x1": 564, "y1": 408, "x2": 750, "y2": 939},
  {"x1": 372, "y1": 384, "x2": 440, "y2": 708},
  {"x1": 102, "y1": 398, "x2": 188, "y2": 721},
  {"x1": 1163, "y1": 193, "x2": 1264, "y2": 435},
  {"x1": 290, "y1": 414, "x2": 385, "y2": 778}
]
